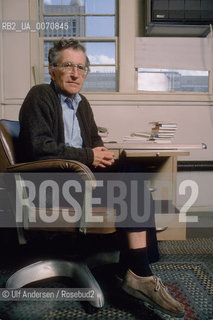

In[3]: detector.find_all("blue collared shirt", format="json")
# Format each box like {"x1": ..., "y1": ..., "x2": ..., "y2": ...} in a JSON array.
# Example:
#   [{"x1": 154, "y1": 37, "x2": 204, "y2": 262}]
[{"x1": 58, "y1": 92, "x2": 83, "y2": 148}]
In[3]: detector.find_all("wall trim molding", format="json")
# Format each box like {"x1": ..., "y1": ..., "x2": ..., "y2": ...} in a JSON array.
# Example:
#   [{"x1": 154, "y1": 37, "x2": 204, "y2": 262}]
[{"x1": 178, "y1": 161, "x2": 213, "y2": 171}]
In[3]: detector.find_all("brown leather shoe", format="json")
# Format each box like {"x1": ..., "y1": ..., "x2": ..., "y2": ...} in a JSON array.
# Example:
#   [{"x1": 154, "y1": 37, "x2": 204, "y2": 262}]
[{"x1": 121, "y1": 269, "x2": 185, "y2": 318}]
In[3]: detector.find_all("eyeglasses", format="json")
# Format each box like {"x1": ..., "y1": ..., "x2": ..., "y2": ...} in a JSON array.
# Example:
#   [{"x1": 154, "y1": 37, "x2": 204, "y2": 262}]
[{"x1": 55, "y1": 61, "x2": 88, "y2": 75}]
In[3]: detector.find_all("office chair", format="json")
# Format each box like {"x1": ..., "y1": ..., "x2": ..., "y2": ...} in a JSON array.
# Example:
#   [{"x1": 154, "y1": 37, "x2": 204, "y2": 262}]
[{"x1": 0, "y1": 119, "x2": 117, "y2": 309}]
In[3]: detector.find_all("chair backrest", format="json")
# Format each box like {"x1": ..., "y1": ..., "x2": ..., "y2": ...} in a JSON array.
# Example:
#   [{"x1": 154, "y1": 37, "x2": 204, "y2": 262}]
[{"x1": 0, "y1": 119, "x2": 20, "y2": 172}]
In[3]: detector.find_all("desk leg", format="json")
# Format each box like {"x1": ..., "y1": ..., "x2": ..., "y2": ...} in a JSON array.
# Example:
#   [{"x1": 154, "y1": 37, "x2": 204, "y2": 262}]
[
  {"x1": 150, "y1": 156, "x2": 186, "y2": 241},
  {"x1": 150, "y1": 155, "x2": 176, "y2": 202}
]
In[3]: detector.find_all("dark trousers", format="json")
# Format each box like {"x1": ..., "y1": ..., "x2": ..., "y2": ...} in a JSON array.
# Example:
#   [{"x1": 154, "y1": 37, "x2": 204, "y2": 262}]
[{"x1": 92, "y1": 159, "x2": 159, "y2": 263}]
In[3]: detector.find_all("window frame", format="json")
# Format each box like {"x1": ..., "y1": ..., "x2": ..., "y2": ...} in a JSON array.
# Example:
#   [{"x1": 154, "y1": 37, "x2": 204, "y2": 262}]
[{"x1": 38, "y1": 0, "x2": 119, "y2": 92}]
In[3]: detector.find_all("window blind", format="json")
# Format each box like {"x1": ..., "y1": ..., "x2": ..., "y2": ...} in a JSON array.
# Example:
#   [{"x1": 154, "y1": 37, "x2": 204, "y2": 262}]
[{"x1": 135, "y1": 37, "x2": 212, "y2": 71}]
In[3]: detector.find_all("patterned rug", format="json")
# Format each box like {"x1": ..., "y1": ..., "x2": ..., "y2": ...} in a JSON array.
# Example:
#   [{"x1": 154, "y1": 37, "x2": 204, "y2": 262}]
[
  {"x1": 158, "y1": 238, "x2": 213, "y2": 255},
  {"x1": 150, "y1": 262, "x2": 213, "y2": 320},
  {"x1": 0, "y1": 239, "x2": 212, "y2": 320},
  {"x1": 152, "y1": 239, "x2": 213, "y2": 320}
]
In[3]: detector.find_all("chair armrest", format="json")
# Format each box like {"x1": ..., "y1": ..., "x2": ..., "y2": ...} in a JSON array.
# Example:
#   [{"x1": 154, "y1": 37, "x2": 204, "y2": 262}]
[
  {"x1": 7, "y1": 159, "x2": 99, "y2": 234},
  {"x1": 7, "y1": 159, "x2": 95, "y2": 184}
]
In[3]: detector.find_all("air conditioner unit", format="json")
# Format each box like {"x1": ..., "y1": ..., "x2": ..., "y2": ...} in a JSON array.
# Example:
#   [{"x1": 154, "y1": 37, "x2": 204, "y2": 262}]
[{"x1": 146, "y1": 0, "x2": 213, "y2": 37}]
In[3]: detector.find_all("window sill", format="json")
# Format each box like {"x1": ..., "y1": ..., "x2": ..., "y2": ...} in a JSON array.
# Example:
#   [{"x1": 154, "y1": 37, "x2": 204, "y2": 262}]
[
  {"x1": 83, "y1": 91, "x2": 213, "y2": 106},
  {"x1": 2, "y1": 92, "x2": 213, "y2": 106}
]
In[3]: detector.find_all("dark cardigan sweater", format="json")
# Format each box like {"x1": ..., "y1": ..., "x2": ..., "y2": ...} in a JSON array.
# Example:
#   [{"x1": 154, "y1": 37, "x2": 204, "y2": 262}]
[{"x1": 19, "y1": 81, "x2": 103, "y2": 165}]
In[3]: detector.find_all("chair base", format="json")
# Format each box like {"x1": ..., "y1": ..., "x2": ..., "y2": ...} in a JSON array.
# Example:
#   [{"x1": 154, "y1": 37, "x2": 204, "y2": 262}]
[{"x1": 6, "y1": 259, "x2": 104, "y2": 308}]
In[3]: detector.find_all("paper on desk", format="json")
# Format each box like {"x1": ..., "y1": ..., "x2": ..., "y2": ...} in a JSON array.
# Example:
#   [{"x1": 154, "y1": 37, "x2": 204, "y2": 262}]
[{"x1": 102, "y1": 137, "x2": 118, "y2": 143}]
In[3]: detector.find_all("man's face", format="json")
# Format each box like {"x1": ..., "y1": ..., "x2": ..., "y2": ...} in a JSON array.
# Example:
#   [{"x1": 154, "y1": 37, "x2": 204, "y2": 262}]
[{"x1": 49, "y1": 48, "x2": 87, "y2": 98}]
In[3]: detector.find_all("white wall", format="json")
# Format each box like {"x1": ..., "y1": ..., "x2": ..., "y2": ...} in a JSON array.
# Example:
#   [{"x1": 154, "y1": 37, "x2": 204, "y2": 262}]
[
  {"x1": 177, "y1": 171, "x2": 213, "y2": 212},
  {"x1": 1, "y1": 101, "x2": 213, "y2": 161},
  {"x1": 91, "y1": 103, "x2": 212, "y2": 161},
  {"x1": 0, "y1": 0, "x2": 2, "y2": 115},
  {"x1": 0, "y1": 0, "x2": 31, "y2": 106}
]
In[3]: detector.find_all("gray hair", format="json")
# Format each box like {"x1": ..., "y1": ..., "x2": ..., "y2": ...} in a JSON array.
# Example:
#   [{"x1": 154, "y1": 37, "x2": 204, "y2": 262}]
[{"x1": 48, "y1": 38, "x2": 90, "y2": 70}]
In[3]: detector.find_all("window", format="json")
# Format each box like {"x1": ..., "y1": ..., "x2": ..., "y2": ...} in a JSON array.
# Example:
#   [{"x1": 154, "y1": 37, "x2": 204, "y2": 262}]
[
  {"x1": 135, "y1": 37, "x2": 211, "y2": 93},
  {"x1": 35, "y1": 1, "x2": 212, "y2": 97},
  {"x1": 72, "y1": 20, "x2": 76, "y2": 36},
  {"x1": 138, "y1": 69, "x2": 209, "y2": 92},
  {"x1": 39, "y1": 0, "x2": 117, "y2": 91}
]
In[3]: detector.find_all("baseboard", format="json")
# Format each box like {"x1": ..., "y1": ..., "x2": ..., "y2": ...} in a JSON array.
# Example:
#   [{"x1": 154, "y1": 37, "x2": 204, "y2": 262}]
[{"x1": 176, "y1": 206, "x2": 213, "y2": 213}]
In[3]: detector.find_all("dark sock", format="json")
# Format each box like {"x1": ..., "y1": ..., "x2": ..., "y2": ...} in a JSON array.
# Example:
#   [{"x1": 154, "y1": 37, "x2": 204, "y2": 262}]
[{"x1": 119, "y1": 247, "x2": 153, "y2": 278}]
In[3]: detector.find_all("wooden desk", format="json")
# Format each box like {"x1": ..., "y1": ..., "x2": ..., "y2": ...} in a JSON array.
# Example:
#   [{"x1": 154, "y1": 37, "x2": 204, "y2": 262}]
[{"x1": 105, "y1": 143, "x2": 206, "y2": 240}]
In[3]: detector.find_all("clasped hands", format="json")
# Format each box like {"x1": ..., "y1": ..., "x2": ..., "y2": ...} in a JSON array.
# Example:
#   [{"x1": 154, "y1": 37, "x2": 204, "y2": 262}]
[{"x1": 92, "y1": 146, "x2": 115, "y2": 168}]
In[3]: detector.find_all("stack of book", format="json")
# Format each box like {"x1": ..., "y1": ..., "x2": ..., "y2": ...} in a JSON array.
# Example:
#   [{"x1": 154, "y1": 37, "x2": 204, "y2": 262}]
[
  {"x1": 150, "y1": 121, "x2": 177, "y2": 143},
  {"x1": 122, "y1": 121, "x2": 177, "y2": 143}
]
